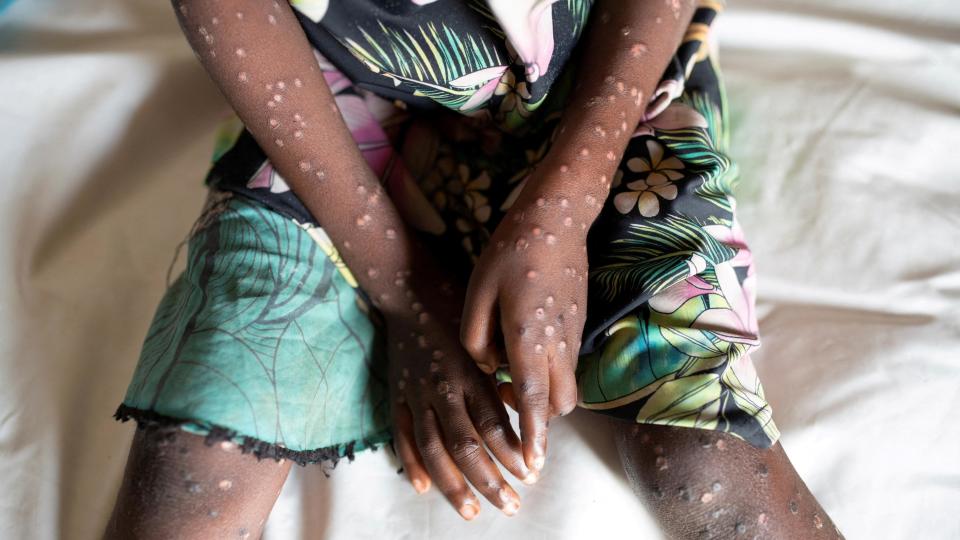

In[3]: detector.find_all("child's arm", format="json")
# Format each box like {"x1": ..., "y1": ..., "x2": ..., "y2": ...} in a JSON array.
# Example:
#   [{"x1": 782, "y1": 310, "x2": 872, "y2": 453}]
[
  {"x1": 173, "y1": 0, "x2": 528, "y2": 518},
  {"x1": 174, "y1": 0, "x2": 414, "y2": 310},
  {"x1": 461, "y1": 0, "x2": 698, "y2": 475}
]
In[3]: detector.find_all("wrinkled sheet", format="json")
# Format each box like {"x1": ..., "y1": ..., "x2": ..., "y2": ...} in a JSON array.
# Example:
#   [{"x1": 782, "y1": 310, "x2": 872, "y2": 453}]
[{"x1": 0, "y1": 0, "x2": 957, "y2": 538}]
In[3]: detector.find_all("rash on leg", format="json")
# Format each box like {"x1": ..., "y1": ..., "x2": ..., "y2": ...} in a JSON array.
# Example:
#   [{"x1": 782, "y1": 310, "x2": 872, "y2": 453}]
[
  {"x1": 612, "y1": 420, "x2": 842, "y2": 540},
  {"x1": 105, "y1": 426, "x2": 292, "y2": 539}
]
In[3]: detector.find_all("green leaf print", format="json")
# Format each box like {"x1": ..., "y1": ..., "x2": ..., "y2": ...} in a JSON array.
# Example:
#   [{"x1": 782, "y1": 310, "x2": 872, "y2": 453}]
[
  {"x1": 635, "y1": 373, "x2": 722, "y2": 429},
  {"x1": 341, "y1": 20, "x2": 505, "y2": 110},
  {"x1": 591, "y1": 215, "x2": 736, "y2": 302}
]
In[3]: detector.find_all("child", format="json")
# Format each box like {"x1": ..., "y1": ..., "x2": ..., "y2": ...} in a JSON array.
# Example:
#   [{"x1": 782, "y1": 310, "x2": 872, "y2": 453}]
[{"x1": 106, "y1": 1, "x2": 842, "y2": 538}]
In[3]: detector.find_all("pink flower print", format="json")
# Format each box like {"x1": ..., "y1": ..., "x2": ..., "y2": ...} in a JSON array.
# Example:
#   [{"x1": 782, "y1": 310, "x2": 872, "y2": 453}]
[
  {"x1": 247, "y1": 162, "x2": 290, "y2": 194},
  {"x1": 487, "y1": 0, "x2": 557, "y2": 82},
  {"x1": 633, "y1": 102, "x2": 709, "y2": 138},
  {"x1": 612, "y1": 140, "x2": 684, "y2": 216},
  {"x1": 450, "y1": 65, "x2": 509, "y2": 111}
]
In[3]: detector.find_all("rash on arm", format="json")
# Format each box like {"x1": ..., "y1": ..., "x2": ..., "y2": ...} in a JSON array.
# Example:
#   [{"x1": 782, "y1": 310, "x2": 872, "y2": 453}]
[
  {"x1": 530, "y1": 0, "x2": 697, "y2": 219},
  {"x1": 173, "y1": 0, "x2": 426, "y2": 314}
]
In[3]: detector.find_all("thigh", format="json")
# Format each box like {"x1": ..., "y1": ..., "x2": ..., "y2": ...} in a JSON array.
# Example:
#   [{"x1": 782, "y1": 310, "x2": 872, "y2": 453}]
[
  {"x1": 105, "y1": 426, "x2": 291, "y2": 540},
  {"x1": 613, "y1": 421, "x2": 841, "y2": 540}
]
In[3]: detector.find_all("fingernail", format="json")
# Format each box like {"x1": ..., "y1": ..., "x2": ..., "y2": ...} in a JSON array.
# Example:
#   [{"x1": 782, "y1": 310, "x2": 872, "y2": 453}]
[
  {"x1": 502, "y1": 500, "x2": 520, "y2": 516},
  {"x1": 481, "y1": 360, "x2": 498, "y2": 374},
  {"x1": 498, "y1": 486, "x2": 519, "y2": 505},
  {"x1": 522, "y1": 470, "x2": 539, "y2": 485},
  {"x1": 459, "y1": 502, "x2": 479, "y2": 521},
  {"x1": 412, "y1": 478, "x2": 427, "y2": 494},
  {"x1": 532, "y1": 455, "x2": 545, "y2": 471}
]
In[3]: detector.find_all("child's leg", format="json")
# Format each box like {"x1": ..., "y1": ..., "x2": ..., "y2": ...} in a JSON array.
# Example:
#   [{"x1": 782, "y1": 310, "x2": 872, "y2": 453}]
[
  {"x1": 614, "y1": 422, "x2": 840, "y2": 539},
  {"x1": 105, "y1": 427, "x2": 290, "y2": 539}
]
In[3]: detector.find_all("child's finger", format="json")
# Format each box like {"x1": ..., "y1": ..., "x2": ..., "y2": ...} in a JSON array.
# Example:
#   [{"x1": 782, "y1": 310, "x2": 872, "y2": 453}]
[
  {"x1": 411, "y1": 408, "x2": 481, "y2": 521},
  {"x1": 460, "y1": 279, "x2": 501, "y2": 374},
  {"x1": 432, "y1": 399, "x2": 521, "y2": 516},
  {"x1": 468, "y1": 383, "x2": 538, "y2": 485},
  {"x1": 393, "y1": 403, "x2": 430, "y2": 494},
  {"x1": 498, "y1": 382, "x2": 517, "y2": 411},
  {"x1": 547, "y1": 345, "x2": 578, "y2": 417},
  {"x1": 503, "y1": 328, "x2": 550, "y2": 475},
  {"x1": 547, "y1": 338, "x2": 577, "y2": 416}
]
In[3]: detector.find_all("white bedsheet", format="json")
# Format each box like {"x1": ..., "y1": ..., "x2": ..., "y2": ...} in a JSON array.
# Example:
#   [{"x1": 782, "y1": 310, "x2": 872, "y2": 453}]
[{"x1": 0, "y1": 1, "x2": 957, "y2": 538}]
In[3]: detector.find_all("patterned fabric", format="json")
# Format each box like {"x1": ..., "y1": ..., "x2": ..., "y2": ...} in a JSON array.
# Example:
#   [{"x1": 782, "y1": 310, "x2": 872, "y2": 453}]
[
  {"x1": 118, "y1": 0, "x2": 779, "y2": 463},
  {"x1": 118, "y1": 191, "x2": 390, "y2": 463}
]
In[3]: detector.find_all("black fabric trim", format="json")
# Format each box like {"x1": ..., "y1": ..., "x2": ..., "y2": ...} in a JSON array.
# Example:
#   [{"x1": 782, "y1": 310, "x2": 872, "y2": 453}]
[{"x1": 114, "y1": 404, "x2": 391, "y2": 468}]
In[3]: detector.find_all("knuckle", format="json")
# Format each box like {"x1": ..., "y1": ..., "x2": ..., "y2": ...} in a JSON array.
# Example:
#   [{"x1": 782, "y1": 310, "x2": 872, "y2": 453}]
[
  {"x1": 417, "y1": 438, "x2": 447, "y2": 460},
  {"x1": 450, "y1": 436, "x2": 483, "y2": 463},
  {"x1": 459, "y1": 330, "x2": 484, "y2": 356},
  {"x1": 516, "y1": 380, "x2": 550, "y2": 408},
  {"x1": 477, "y1": 416, "x2": 506, "y2": 439}
]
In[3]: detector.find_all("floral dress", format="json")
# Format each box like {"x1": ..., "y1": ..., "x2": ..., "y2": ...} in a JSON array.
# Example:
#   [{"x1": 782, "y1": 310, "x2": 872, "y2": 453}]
[{"x1": 116, "y1": 0, "x2": 780, "y2": 465}]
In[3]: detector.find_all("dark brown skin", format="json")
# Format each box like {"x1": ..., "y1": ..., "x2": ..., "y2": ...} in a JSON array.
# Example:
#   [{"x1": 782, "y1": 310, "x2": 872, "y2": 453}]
[
  {"x1": 615, "y1": 421, "x2": 843, "y2": 540},
  {"x1": 105, "y1": 427, "x2": 290, "y2": 540},
  {"x1": 461, "y1": 0, "x2": 700, "y2": 475},
  {"x1": 105, "y1": 0, "x2": 844, "y2": 537},
  {"x1": 385, "y1": 273, "x2": 533, "y2": 519}
]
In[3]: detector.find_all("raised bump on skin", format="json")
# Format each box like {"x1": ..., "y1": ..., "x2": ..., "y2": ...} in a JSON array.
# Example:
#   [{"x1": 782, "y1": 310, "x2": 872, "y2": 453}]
[
  {"x1": 385, "y1": 228, "x2": 397, "y2": 240},
  {"x1": 526, "y1": 270, "x2": 538, "y2": 280}
]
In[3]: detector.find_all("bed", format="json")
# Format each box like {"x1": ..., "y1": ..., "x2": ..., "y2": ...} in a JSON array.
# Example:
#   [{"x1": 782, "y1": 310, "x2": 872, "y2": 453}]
[{"x1": 0, "y1": 0, "x2": 957, "y2": 538}]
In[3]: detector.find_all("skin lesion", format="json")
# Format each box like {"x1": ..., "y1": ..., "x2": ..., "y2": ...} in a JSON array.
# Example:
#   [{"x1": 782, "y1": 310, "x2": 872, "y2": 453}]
[
  {"x1": 105, "y1": 426, "x2": 292, "y2": 540},
  {"x1": 614, "y1": 421, "x2": 843, "y2": 540}
]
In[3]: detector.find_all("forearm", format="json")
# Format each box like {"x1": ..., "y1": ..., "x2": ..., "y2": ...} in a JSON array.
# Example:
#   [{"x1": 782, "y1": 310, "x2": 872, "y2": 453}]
[
  {"x1": 174, "y1": 0, "x2": 420, "y2": 313},
  {"x1": 528, "y1": 0, "x2": 696, "y2": 222}
]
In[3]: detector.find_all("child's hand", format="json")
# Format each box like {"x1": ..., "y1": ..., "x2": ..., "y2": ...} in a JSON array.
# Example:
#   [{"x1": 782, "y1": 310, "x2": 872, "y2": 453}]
[
  {"x1": 460, "y1": 185, "x2": 589, "y2": 475},
  {"x1": 386, "y1": 281, "x2": 533, "y2": 520}
]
